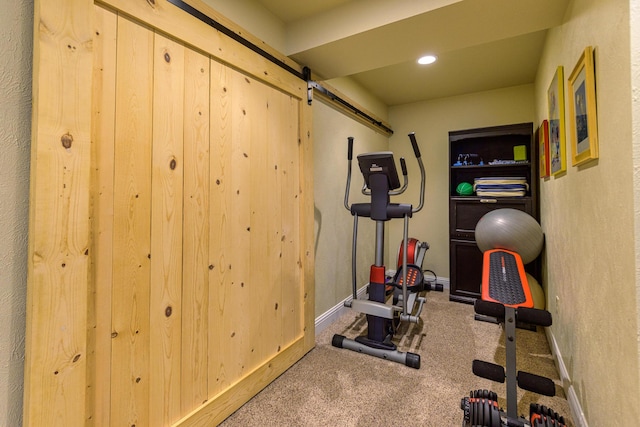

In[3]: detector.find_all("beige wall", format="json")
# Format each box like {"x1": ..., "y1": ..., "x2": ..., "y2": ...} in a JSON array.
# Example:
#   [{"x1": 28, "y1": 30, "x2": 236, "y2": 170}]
[
  {"x1": 388, "y1": 85, "x2": 535, "y2": 279},
  {"x1": 534, "y1": 0, "x2": 640, "y2": 424},
  {"x1": 0, "y1": 1, "x2": 31, "y2": 426}
]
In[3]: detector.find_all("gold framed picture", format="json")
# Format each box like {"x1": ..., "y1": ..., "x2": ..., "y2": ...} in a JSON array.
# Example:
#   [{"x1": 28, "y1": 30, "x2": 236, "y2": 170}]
[
  {"x1": 547, "y1": 66, "x2": 566, "y2": 176},
  {"x1": 568, "y1": 46, "x2": 598, "y2": 166}
]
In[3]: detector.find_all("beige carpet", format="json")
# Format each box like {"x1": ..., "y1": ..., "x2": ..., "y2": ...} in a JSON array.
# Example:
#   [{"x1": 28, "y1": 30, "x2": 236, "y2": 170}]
[{"x1": 220, "y1": 290, "x2": 573, "y2": 426}]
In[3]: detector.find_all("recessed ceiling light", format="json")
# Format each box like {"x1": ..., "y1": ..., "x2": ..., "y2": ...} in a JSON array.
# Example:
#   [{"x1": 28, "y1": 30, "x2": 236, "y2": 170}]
[{"x1": 417, "y1": 55, "x2": 437, "y2": 65}]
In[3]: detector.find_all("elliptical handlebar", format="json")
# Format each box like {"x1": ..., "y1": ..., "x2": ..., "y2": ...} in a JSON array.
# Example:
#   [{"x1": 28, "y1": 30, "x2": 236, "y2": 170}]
[
  {"x1": 387, "y1": 157, "x2": 408, "y2": 196},
  {"x1": 344, "y1": 137, "x2": 355, "y2": 211},
  {"x1": 408, "y1": 132, "x2": 421, "y2": 158},
  {"x1": 407, "y1": 132, "x2": 426, "y2": 213}
]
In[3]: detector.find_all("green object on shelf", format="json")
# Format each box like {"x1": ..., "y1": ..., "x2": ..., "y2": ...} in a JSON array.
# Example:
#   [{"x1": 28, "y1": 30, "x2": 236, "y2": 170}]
[
  {"x1": 456, "y1": 182, "x2": 474, "y2": 196},
  {"x1": 513, "y1": 145, "x2": 527, "y2": 161}
]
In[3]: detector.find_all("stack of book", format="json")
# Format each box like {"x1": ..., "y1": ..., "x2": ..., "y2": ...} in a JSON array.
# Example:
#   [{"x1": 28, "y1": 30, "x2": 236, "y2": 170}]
[{"x1": 473, "y1": 177, "x2": 528, "y2": 197}]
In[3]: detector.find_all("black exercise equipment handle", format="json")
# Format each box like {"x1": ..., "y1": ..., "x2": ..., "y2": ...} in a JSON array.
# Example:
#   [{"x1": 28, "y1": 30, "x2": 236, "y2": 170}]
[
  {"x1": 475, "y1": 299, "x2": 553, "y2": 327},
  {"x1": 344, "y1": 137, "x2": 355, "y2": 211},
  {"x1": 408, "y1": 132, "x2": 421, "y2": 158},
  {"x1": 472, "y1": 359, "x2": 505, "y2": 383},
  {"x1": 475, "y1": 299, "x2": 505, "y2": 319},
  {"x1": 517, "y1": 371, "x2": 556, "y2": 396},
  {"x1": 388, "y1": 157, "x2": 408, "y2": 196},
  {"x1": 408, "y1": 132, "x2": 425, "y2": 213},
  {"x1": 517, "y1": 307, "x2": 553, "y2": 327}
]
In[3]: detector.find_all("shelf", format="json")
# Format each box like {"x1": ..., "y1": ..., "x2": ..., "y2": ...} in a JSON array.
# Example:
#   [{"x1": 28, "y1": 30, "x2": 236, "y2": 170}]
[
  {"x1": 451, "y1": 162, "x2": 531, "y2": 169},
  {"x1": 450, "y1": 196, "x2": 533, "y2": 201}
]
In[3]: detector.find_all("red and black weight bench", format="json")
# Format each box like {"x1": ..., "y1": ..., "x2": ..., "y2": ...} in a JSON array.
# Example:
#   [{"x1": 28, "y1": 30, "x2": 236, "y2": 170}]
[{"x1": 461, "y1": 249, "x2": 566, "y2": 427}]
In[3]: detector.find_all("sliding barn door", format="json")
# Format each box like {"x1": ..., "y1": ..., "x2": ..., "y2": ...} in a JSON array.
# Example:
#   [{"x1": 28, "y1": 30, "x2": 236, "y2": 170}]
[{"x1": 25, "y1": 1, "x2": 314, "y2": 426}]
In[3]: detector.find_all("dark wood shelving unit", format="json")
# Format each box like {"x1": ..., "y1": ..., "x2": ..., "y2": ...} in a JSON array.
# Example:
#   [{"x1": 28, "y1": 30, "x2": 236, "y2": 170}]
[{"x1": 448, "y1": 122, "x2": 539, "y2": 303}]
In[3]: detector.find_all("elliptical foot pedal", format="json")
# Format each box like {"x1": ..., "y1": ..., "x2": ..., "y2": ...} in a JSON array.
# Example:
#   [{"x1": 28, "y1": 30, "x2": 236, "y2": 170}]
[{"x1": 392, "y1": 264, "x2": 425, "y2": 293}]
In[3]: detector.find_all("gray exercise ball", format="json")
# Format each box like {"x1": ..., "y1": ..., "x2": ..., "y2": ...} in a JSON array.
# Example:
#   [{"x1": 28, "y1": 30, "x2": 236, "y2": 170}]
[{"x1": 475, "y1": 208, "x2": 543, "y2": 264}]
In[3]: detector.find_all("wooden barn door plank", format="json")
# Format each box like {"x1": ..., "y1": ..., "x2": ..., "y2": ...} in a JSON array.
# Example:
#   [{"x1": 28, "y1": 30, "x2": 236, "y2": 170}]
[
  {"x1": 181, "y1": 46, "x2": 211, "y2": 415},
  {"x1": 150, "y1": 32, "x2": 185, "y2": 426},
  {"x1": 110, "y1": 15, "x2": 154, "y2": 427},
  {"x1": 264, "y1": 89, "x2": 285, "y2": 356},
  {"x1": 299, "y1": 100, "x2": 316, "y2": 351},
  {"x1": 24, "y1": 0, "x2": 93, "y2": 425},
  {"x1": 90, "y1": 4, "x2": 117, "y2": 426},
  {"x1": 208, "y1": 59, "x2": 232, "y2": 397},
  {"x1": 248, "y1": 78, "x2": 272, "y2": 364},
  {"x1": 281, "y1": 101, "x2": 304, "y2": 345},
  {"x1": 224, "y1": 70, "x2": 253, "y2": 381}
]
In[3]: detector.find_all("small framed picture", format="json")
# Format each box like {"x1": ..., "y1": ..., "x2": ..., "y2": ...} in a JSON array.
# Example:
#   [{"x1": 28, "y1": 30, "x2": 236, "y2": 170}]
[
  {"x1": 539, "y1": 120, "x2": 550, "y2": 178},
  {"x1": 547, "y1": 66, "x2": 566, "y2": 176},
  {"x1": 568, "y1": 46, "x2": 598, "y2": 166}
]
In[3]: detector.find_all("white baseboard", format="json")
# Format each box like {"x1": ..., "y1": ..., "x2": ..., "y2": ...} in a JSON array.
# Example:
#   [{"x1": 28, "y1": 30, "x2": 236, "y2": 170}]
[
  {"x1": 546, "y1": 328, "x2": 589, "y2": 427},
  {"x1": 314, "y1": 277, "x2": 450, "y2": 336},
  {"x1": 315, "y1": 285, "x2": 368, "y2": 336}
]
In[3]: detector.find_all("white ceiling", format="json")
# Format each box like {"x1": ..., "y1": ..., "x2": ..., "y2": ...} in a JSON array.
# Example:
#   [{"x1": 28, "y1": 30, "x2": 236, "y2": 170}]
[{"x1": 254, "y1": 0, "x2": 570, "y2": 106}]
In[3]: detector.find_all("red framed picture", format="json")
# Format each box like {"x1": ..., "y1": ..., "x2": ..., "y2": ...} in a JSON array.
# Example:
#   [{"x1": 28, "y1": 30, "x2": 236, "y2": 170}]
[{"x1": 539, "y1": 120, "x2": 550, "y2": 178}]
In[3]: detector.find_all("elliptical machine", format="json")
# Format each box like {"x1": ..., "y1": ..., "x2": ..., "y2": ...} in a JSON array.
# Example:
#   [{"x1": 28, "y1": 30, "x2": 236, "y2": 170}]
[{"x1": 332, "y1": 133, "x2": 439, "y2": 369}]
